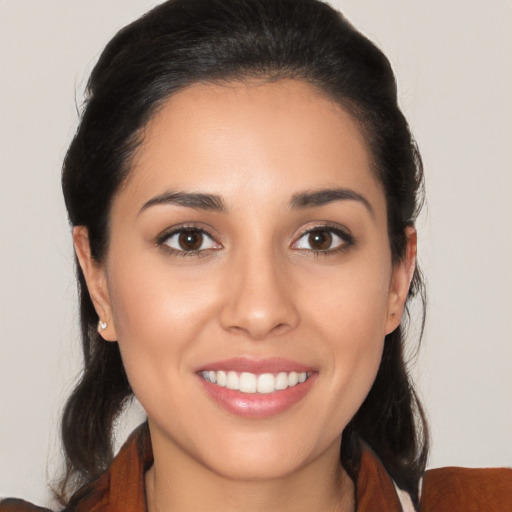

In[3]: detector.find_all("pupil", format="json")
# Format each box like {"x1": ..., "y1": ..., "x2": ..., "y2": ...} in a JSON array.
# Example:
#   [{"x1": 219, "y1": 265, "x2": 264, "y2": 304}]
[
  {"x1": 179, "y1": 231, "x2": 202, "y2": 250},
  {"x1": 309, "y1": 231, "x2": 332, "y2": 250}
]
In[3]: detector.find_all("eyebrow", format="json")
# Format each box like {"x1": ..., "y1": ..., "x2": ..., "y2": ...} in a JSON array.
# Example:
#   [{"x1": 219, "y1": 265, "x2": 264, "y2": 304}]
[
  {"x1": 139, "y1": 187, "x2": 373, "y2": 216},
  {"x1": 139, "y1": 191, "x2": 226, "y2": 214},
  {"x1": 290, "y1": 187, "x2": 374, "y2": 216}
]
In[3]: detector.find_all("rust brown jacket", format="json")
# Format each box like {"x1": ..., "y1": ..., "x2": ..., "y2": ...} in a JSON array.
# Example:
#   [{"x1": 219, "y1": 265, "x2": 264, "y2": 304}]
[{"x1": 2, "y1": 425, "x2": 511, "y2": 511}]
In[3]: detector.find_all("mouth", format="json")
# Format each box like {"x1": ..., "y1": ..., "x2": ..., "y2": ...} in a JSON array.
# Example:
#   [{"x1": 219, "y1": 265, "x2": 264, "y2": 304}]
[
  {"x1": 199, "y1": 370, "x2": 310, "y2": 394},
  {"x1": 196, "y1": 358, "x2": 316, "y2": 419}
]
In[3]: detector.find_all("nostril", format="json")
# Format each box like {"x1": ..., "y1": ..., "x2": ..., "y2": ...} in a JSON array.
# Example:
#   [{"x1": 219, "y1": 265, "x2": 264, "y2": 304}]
[
  {"x1": 271, "y1": 323, "x2": 292, "y2": 335},
  {"x1": 218, "y1": 269, "x2": 300, "y2": 339},
  {"x1": 223, "y1": 320, "x2": 296, "y2": 341}
]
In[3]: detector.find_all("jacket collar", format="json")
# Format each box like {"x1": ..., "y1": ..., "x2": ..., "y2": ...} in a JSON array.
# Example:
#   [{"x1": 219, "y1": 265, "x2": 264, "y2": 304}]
[{"x1": 100, "y1": 423, "x2": 404, "y2": 511}]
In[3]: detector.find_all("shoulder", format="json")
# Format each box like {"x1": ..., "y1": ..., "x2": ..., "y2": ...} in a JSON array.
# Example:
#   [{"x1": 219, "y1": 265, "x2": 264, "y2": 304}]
[
  {"x1": 0, "y1": 499, "x2": 52, "y2": 512},
  {"x1": 420, "y1": 465, "x2": 512, "y2": 511},
  {"x1": 1, "y1": 424, "x2": 151, "y2": 512},
  {"x1": 65, "y1": 423, "x2": 151, "y2": 512}
]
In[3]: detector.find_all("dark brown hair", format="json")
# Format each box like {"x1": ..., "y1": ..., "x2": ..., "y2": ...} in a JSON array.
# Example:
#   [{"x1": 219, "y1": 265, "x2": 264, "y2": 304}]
[{"x1": 60, "y1": 0, "x2": 428, "y2": 506}]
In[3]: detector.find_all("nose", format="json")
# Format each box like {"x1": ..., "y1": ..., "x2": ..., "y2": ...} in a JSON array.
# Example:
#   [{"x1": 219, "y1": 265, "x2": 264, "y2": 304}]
[{"x1": 219, "y1": 250, "x2": 300, "y2": 340}]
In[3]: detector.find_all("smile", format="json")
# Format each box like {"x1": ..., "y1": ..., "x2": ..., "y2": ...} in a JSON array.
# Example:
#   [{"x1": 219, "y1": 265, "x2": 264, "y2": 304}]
[
  {"x1": 200, "y1": 370, "x2": 309, "y2": 394},
  {"x1": 196, "y1": 357, "x2": 316, "y2": 418}
]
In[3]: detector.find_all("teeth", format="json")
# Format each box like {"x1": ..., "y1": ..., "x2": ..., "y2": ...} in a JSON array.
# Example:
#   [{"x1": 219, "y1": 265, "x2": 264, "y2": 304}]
[
  {"x1": 239, "y1": 372, "x2": 257, "y2": 393},
  {"x1": 288, "y1": 371, "x2": 299, "y2": 386},
  {"x1": 257, "y1": 373, "x2": 275, "y2": 394},
  {"x1": 217, "y1": 371, "x2": 226, "y2": 386},
  {"x1": 201, "y1": 370, "x2": 309, "y2": 394},
  {"x1": 275, "y1": 372, "x2": 289, "y2": 390},
  {"x1": 226, "y1": 371, "x2": 239, "y2": 390}
]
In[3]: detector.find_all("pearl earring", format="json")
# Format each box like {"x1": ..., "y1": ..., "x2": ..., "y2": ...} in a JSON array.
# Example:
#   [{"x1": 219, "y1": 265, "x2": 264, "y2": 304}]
[{"x1": 99, "y1": 320, "x2": 107, "y2": 330}]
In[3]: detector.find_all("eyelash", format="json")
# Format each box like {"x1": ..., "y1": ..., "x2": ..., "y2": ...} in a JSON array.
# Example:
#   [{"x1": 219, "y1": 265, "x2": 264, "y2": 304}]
[
  {"x1": 293, "y1": 224, "x2": 354, "y2": 256},
  {"x1": 157, "y1": 225, "x2": 221, "y2": 257},
  {"x1": 156, "y1": 223, "x2": 354, "y2": 257}
]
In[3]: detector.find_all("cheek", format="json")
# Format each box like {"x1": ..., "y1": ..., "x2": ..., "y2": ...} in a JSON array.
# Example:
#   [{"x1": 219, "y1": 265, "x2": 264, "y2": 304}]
[
  {"x1": 105, "y1": 254, "x2": 221, "y2": 387},
  {"x1": 299, "y1": 252, "x2": 391, "y2": 419},
  {"x1": 313, "y1": 311, "x2": 386, "y2": 444},
  {"x1": 108, "y1": 250, "x2": 216, "y2": 337},
  {"x1": 323, "y1": 289, "x2": 387, "y2": 392},
  {"x1": 105, "y1": 263, "x2": 220, "y2": 434},
  {"x1": 303, "y1": 251, "x2": 392, "y2": 341}
]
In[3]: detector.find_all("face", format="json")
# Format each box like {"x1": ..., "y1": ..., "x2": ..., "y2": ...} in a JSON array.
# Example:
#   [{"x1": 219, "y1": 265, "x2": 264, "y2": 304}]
[{"x1": 75, "y1": 79, "x2": 414, "y2": 482}]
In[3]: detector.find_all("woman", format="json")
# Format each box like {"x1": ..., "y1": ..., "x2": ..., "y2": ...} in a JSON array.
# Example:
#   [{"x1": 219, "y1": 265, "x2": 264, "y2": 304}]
[{"x1": 1, "y1": 0, "x2": 510, "y2": 510}]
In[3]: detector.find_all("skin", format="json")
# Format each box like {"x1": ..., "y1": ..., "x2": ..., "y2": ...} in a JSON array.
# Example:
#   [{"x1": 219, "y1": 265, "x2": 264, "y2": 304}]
[{"x1": 74, "y1": 79, "x2": 416, "y2": 512}]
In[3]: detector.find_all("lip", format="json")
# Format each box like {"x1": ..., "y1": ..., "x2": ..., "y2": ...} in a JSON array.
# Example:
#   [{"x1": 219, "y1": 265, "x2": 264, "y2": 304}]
[
  {"x1": 196, "y1": 357, "x2": 317, "y2": 419},
  {"x1": 196, "y1": 356, "x2": 315, "y2": 374}
]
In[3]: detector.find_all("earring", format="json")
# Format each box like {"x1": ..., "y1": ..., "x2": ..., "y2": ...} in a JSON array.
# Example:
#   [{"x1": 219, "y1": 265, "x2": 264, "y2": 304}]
[{"x1": 99, "y1": 320, "x2": 108, "y2": 330}]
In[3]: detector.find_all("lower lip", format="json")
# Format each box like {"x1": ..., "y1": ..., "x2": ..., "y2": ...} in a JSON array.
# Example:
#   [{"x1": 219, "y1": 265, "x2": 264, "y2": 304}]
[{"x1": 198, "y1": 374, "x2": 316, "y2": 419}]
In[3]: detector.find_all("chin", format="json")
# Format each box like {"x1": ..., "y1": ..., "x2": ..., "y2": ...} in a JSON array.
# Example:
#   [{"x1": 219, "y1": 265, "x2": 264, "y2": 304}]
[
  {"x1": 195, "y1": 426, "x2": 334, "y2": 482},
  {"x1": 204, "y1": 450, "x2": 309, "y2": 481}
]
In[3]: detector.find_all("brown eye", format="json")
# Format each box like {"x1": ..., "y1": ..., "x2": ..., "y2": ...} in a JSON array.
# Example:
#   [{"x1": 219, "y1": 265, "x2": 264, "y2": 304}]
[
  {"x1": 178, "y1": 230, "x2": 203, "y2": 251},
  {"x1": 308, "y1": 230, "x2": 332, "y2": 251},
  {"x1": 293, "y1": 226, "x2": 352, "y2": 253},
  {"x1": 162, "y1": 228, "x2": 220, "y2": 253}
]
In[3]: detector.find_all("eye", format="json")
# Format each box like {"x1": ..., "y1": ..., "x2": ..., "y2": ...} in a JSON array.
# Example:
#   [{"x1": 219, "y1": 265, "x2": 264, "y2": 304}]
[
  {"x1": 160, "y1": 228, "x2": 220, "y2": 254},
  {"x1": 293, "y1": 226, "x2": 352, "y2": 253}
]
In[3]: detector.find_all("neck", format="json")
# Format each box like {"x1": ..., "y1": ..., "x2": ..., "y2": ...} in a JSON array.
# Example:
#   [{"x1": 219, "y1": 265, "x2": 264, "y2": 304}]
[{"x1": 145, "y1": 431, "x2": 355, "y2": 512}]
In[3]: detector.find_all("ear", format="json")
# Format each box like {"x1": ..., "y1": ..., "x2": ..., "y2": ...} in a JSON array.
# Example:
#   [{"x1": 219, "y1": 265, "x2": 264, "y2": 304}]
[
  {"x1": 73, "y1": 226, "x2": 117, "y2": 342},
  {"x1": 385, "y1": 226, "x2": 417, "y2": 335}
]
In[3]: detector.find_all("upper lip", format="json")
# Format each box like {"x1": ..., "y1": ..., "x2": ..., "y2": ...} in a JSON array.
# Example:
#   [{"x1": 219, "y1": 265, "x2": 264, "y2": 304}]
[{"x1": 196, "y1": 357, "x2": 315, "y2": 374}]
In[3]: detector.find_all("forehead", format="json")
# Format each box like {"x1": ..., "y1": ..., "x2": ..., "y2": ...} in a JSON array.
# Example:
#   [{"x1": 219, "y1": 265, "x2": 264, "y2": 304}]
[{"x1": 120, "y1": 79, "x2": 384, "y2": 214}]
